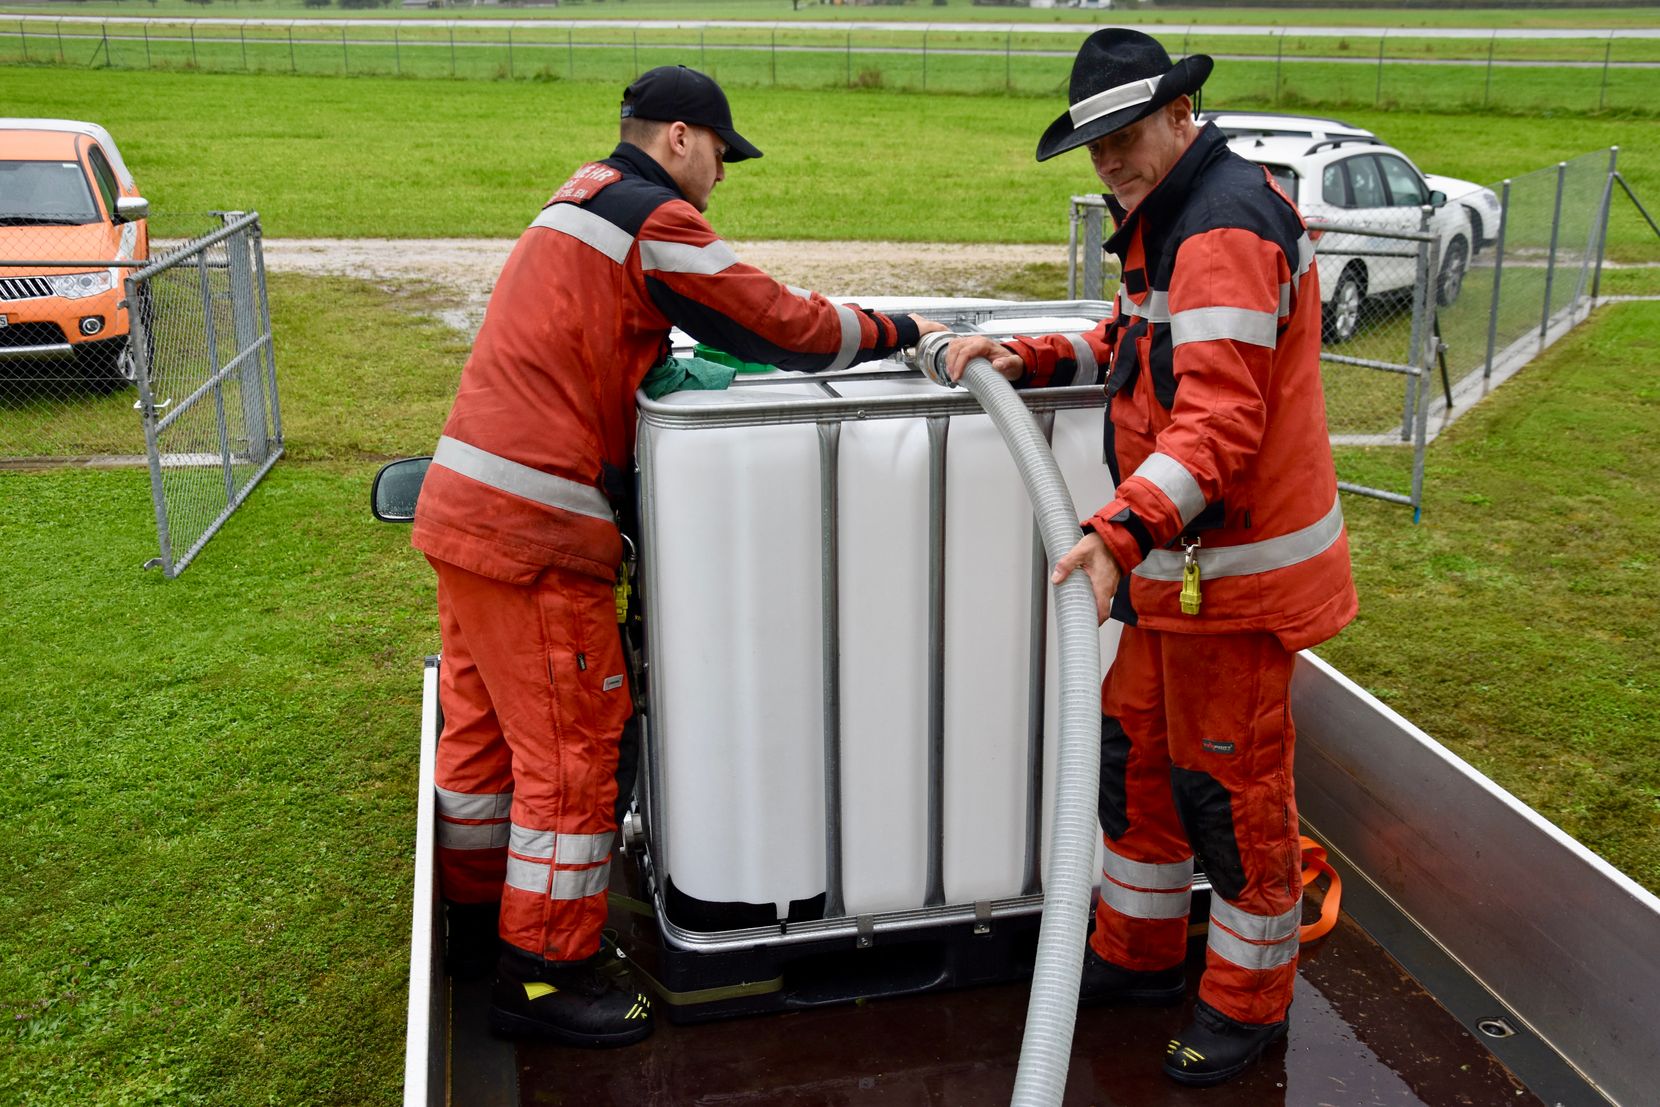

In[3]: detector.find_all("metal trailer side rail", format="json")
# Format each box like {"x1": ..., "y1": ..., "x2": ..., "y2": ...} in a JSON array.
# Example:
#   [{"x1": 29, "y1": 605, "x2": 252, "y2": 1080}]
[
  {"x1": 404, "y1": 656, "x2": 445, "y2": 1107},
  {"x1": 1291, "y1": 652, "x2": 1660, "y2": 1107}
]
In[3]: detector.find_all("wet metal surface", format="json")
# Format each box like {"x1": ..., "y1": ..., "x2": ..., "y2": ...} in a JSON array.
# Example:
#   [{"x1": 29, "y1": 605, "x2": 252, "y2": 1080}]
[{"x1": 504, "y1": 908, "x2": 1544, "y2": 1107}]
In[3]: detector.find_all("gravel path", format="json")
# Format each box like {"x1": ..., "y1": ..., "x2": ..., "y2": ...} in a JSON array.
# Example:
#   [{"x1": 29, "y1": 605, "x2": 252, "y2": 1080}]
[{"x1": 261, "y1": 238, "x2": 1068, "y2": 334}]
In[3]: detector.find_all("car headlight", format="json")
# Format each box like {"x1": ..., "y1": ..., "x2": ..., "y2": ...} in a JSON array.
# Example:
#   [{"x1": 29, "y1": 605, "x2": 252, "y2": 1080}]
[{"x1": 49, "y1": 270, "x2": 117, "y2": 300}]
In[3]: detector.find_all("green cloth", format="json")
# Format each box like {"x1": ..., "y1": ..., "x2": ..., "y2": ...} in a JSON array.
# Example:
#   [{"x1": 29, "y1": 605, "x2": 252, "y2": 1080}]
[{"x1": 641, "y1": 355, "x2": 740, "y2": 400}]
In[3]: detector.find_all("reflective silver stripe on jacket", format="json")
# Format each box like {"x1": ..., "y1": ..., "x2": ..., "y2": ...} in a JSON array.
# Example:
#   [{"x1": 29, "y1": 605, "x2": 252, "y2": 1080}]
[
  {"x1": 1169, "y1": 305, "x2": 1279, "y2": 350},
  {"x1": 1118, "y1": 288, "x2": 1171, "y2": 324},
  {"x1": 639, "y1": 238, "x2": 739, "y2": 276},
  {"x1": 1065, "y1": 333, "x2": 1099, "y2": 380},
  {"x1": 1278, "y1": 283, "x2": 1293, "y2": 318},
  {"x1": 1296, "y1": 232, "x2": 1316, "y2": 279},
  {"x1": 530, "y1": 204, "x2": 634, "y2": 265},
  {"x1": 1131, "y1": 452, "x2": 1206, "y2": 528},
  {"x1": 1102, "y1": 850, "x2": 1194, "y2": 892},
  {"x1": 1206, "y1": 919, "x2": 1300, "y2": 971},
  {"x1": 438, "y1": 821, "x2": 510, "y2": 850},
  {"x1": 436, "y1": 786, "x2": 513, "y2": 822},
  {"x1": 433, "y1": 436, "x2": 613, "y2": 523},
  {"x1": 1210, "y1": 896, "x2": 1301, "y2": 944},
  {"x1": 829, "y1": 303, "x2": 862, "y2": 371},
  {"x1": 1099, "y1": 880, "x2": 1193, "y2": 921},
  {"x1": 1134, "y1": 496, "x2": 1343, "y2": 582}
]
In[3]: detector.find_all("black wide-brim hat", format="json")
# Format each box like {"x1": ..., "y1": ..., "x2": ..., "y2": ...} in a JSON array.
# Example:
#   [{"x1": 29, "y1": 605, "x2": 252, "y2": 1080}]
[
  {"x1": 1035, "y1": 29, "x2": 1212, "y2": 163},
  {"x1": 622, "y1": 65, "x2": 763, "y2": 162}
]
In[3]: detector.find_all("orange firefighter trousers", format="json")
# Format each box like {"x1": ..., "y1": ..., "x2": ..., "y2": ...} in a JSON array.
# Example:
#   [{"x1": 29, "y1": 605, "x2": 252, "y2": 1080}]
[
  {"x1": 428, "y1": 556, "x2": 631, "y2": 963},
  {"x1": 1089, "y1": 625, "x2": 1303, "y2": 1025}
]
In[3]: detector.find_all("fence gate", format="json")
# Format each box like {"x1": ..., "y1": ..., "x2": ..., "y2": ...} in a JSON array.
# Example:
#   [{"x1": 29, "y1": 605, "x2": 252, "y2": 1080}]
[{"x1": 130, "y1": 211, "x2": 282, "y2": 577}]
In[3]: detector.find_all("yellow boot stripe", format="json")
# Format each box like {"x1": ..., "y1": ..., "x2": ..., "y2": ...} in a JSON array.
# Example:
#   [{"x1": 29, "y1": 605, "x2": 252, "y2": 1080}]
[{"x1": 523, "y1": 982, "x2": 558, "y2": 1001}]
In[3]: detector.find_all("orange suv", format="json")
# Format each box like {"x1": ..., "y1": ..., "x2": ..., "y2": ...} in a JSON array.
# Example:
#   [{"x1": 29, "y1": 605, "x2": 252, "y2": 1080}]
[{"x1": 0, "y1": 119, "x2": 150, "y2": 387}]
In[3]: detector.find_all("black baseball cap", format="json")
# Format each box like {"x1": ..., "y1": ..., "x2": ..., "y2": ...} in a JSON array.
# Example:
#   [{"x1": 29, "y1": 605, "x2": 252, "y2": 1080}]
[{"x1": 621, "y1": 65, "x2": 763, "y2": 162}]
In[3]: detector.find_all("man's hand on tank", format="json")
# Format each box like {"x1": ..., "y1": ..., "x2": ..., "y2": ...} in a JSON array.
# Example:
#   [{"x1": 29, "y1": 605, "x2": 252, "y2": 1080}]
[
  {"x1": 909, "y1": 314, "x2": 949, "y2": 337},
  {"x1": 1050, "y1": 531, "x2": 1120, "y2": 625},
  {"x1": 943, "y1": 335, "x2": 1023, "y2": 383}
]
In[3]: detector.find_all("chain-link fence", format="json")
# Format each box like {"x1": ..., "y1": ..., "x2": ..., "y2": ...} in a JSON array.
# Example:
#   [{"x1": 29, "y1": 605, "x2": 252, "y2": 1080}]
[
  {"x1": 1068, "y1": 195, "x2": 1440, "y2": 516},
  {"x1": 1, "y1": 210, "x2": 282, "y2": 576},
  {"x1": 1066, "y1": 148, "x2": 1621, "y2": 521}
]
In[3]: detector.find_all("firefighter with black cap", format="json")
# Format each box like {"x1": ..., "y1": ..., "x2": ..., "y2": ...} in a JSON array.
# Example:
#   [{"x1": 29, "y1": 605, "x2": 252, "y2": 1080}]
[
  {"x1": 413, "y1": 65, "x2": 945, "y2": 1047},
  {"x1": 946, "y1": 29, "x2": 1357, "y2": 1086}
]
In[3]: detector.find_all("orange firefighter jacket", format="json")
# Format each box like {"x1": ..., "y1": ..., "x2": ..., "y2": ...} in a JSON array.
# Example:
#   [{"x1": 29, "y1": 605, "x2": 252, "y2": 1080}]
[
  {"x1": 1008, "y1": 124, "x2": 1356, "y2": 651},
  {"x1": 413, "y1": 143, "x2": 919, "y2": 585}
]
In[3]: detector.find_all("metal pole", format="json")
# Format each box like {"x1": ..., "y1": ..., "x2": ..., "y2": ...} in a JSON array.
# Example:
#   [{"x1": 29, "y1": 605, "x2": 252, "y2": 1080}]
[
  {"x1": 1542, "y1": 161, "x2": 1566, "y2": 346},
  {"x1": 18, "y1": 19, "x2": 27, "y2": 64},
  {"x1": 129, "y1": 272, "x2": 175, "y2": 575},
  {"x1": 631, "y1": 28, "x2": 636, "y2": 77},
  {"x1": 923, "y1": 28, "x2": 929, "y2": 91},
  {"x1": 508, "y1": 26, "x2": 513, "y2": 78},
  {"x1": 566, "y1": 27, "x2": 571, "y2": 79},
  {"x1": 846, "y1": 29, "x2": 851, "y2": 87},
  {"x1": 288, "y1": 25, "x2": 294, "y2": 73},
  {"x1": 1600, "y1": 33, "x2": 1613, "y2": 111},
  {"x1": 101, "y1": 22, "x2": 110, "y2": 67},
  {"x1": 190, "y1": 24, "x2": 196, "y2": 68},
  {"x1": 1274, "y1": 29, "x2": 1284, "y2": 106},
  {"x1": 394, "y1": 25, "x2": 399, "y2": 75},
  {"x1": 699, "y1": 27, "x2": 704, "y2": 71},
  {"x1": 1402, "y1": 209, "x2": 1431, "y2": 441},
  {"x1": 144, "y1": 22, "x2": 151, "y2": 68},
  {"x1": 1375, "y1": 31, "x2": 1386, "y2": 106},
  {"x1": 1067, "y1": 203, "x2": 1080, "y2": 299},
  {"x1": 451, "y1": 27, "x2": 456, "y2": 78},
  {"x1": 240, "y1": 23, "x2": 246, "y2": 70},
  {"x1": 1485, "y1": 31, "x2": 1495, "y2": 106},
  {"x1": 771, "y1": 27, "x2": 776, "y2": 85},
  {"x1": 1005, "y1": 27, "x2": 1011, "y2": 93},
  {"x1": 341, "y1": 25, "x2": 347, "y2": 73},
  {"x1": 1483, "y1": 178, "x2": 1511, "y2": 382},
  {"x1": 1411, "y1": 239, "x2": 1438, "y2": 524},
  {"x1": 250, "y1": 219, "x2": 282, "y2": 445},
  {"x1": 57, "y1": 19, "x2": 64, "y2": 64},
  {"x1": 1592, "y1": 147, "x2": 1619, "y2": 301},
  {"x1": 817, "y1": 422, "x2": 844, "y2": 921}
]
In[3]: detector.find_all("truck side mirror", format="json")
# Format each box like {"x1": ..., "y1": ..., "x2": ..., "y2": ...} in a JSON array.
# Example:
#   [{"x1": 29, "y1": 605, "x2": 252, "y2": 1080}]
[{"x1": 371, "y1": 457, "x2": 432, "y2": 522}]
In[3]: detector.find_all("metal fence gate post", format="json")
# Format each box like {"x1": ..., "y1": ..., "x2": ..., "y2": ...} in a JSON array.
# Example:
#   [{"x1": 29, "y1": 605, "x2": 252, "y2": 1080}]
[
  {"x1": 1411, "y1": 241, "x2": 1438, "y2": 524},
  {"x1": 1591, "y1": 146, "x2": 1620, "y2": 301},
  {"x1": 1067, "y1": 203, "x2": 1080, "y2": 299},
  {"x1": 251, "y1": 219, "x2": 283, "y2": 447},
  {"x1": 1082, "y1": 205, "x2": 1104, "y2": 302},
  {"x1": 1484, "y1": 178, "x2": 1512, "y2": 381},
  {"x1": 1402, "y1": 207, "x2": 1432, "y2": 440},
  {"x1": 1542, "y1": 161, "x2": 1566, "y2": 345},
  {"x1": 129, "y1": 272, "x2": 174, "y2": 573},
  {"x1": 223, "y1": 215, "x2": 270, "y2": 464}
]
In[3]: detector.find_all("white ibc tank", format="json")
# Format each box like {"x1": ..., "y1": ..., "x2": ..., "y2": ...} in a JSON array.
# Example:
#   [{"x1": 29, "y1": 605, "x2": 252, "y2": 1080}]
[{"x1": 643, "y1": 312, "x2": 1117, "y2": 925}]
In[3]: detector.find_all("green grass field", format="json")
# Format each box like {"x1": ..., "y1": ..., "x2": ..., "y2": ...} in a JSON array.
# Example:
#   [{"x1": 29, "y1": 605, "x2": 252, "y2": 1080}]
[{"x1": 3, "y1": 66, "x2": 1659, "y2": 262}]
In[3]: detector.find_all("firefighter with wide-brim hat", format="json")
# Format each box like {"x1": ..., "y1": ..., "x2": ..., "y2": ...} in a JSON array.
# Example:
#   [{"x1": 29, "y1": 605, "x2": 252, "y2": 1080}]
[{"x1": 946, "y1": 28, "x2": 1357, "y2": 1087}]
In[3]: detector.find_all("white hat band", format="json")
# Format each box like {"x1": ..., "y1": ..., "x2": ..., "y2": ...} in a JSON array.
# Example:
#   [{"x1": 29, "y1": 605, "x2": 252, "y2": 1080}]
[{"x1": 1068, "y1": 76, "x2": 1161, "y2": 128}]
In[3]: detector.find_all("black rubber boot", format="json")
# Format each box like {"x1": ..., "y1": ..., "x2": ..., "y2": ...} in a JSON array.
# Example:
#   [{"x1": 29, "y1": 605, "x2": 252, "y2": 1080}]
[
  {"x1": 1163, "y1": 998, "x2": 1289, "y2": 1086},
  {"x1": 1078, "y1": 944, "x2": 1186, "y2": 1006},
  {"x1": 489, "y1": 948, "x2": 654, "y2": 1048},
  {"x1": 444, "y1": 901, "x2": 500, "y2": 980}
]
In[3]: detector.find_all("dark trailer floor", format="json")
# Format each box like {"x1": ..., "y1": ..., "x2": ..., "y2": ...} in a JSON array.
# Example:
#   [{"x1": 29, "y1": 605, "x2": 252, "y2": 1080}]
[{"x1": 445, "y1": 851, "x2": 1592, "y2": 1107}]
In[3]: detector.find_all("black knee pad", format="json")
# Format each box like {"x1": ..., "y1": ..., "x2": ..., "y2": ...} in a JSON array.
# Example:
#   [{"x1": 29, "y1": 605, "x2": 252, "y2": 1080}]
[
  {"x1": 1099, "y1": 715, "x2": 1131, "y2": 840},
  {"x1": 1171, "y1": 767, "x2": 1247, "y2": 901}
]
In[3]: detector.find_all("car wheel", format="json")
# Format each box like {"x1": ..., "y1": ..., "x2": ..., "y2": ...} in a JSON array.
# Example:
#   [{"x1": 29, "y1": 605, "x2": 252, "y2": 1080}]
[
  {"x1": 1438, "y1": 237, "x2": 1469, "y2": 307},
  {"x1": 1324, "y1": 268, "x2": 1364, "y2": 344}
]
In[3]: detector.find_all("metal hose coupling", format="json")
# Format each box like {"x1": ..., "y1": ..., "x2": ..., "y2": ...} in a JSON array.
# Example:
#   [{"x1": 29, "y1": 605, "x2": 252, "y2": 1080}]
[{"x1": 910, "y1": 330, "x2": 959, "y2": 388}]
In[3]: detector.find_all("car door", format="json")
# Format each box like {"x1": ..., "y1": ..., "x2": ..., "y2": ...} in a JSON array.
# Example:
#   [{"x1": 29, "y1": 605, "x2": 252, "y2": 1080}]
[{"x1": 1335, "y1": 153, "x2": 1420, "y2": 296}]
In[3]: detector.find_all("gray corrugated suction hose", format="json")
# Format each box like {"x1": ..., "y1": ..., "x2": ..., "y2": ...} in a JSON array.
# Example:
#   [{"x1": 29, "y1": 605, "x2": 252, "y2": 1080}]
[{"x1": 911, "y1": 333, "x2": 1102, "y2": 1107}]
